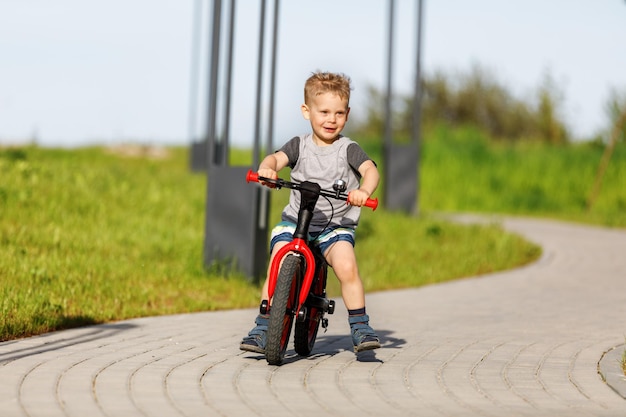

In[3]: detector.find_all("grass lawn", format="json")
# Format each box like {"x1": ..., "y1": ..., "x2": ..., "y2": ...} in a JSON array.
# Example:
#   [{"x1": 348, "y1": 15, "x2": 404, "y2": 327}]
[{"x1": 2, "y1": 129, "x2": 623, "y2": 341}]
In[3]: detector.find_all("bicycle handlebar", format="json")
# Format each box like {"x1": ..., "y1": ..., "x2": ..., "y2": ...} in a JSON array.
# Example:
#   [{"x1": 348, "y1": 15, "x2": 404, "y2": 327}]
[{"x1": 246, "y1": 170, "x2": 378, "y2": 211}]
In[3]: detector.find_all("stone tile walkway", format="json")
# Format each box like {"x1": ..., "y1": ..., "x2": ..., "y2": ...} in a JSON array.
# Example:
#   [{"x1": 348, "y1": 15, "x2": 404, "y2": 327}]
[{"x1": 1, "y1": 216, "x2": 625, "y2": 416}]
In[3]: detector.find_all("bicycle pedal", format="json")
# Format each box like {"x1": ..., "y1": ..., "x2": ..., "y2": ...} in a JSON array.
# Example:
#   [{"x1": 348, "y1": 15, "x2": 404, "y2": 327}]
[{"x1": 322, "y1": 317, "x2": 329, "y2": 332}]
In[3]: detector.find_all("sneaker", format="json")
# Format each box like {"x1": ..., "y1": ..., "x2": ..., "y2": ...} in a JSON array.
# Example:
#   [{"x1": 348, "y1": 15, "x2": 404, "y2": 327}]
[
  {"x1": 349, "y1": 314, "x2": 381, "y2": 352},
  {"x1": 239, "y1": 314, "x2": 269, "y2": 354}
]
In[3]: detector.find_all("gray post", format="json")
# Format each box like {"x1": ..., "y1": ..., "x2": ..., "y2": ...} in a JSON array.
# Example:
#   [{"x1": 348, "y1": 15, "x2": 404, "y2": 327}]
[
  {"x1": 253, "y1": 0, "x2": 267, "y2": 167},
  {"x1": 205, "y1": 0, "x2": 222, "y2": 167},
  {"x1": 202, "y1": 0, "x2": 280, "y2": 281},
  {"x1": 188, "y1": 0, "x2": 207, "y2": 171},
  {"x1": 187, "y1": 0, "x2": 202, "y2": 146},
  {"x1": 412, "y1": 0, "x2": 423, "y2": 214},
  {"x1": 382, "y1": 0, "x2": 422, "y2": 215}
]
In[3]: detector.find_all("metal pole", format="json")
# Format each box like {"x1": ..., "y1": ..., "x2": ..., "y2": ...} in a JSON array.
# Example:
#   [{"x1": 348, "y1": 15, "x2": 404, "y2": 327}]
[
  {"x1": 206, "y1": 0, "x2": 222, "y2": 167},
  {"x1": 203, "y1": 0, "x2": 269, "y2": 280},
  {"x1": 384, "y1": 0, "x2": 395, "y2": 148},
  {"x1": 187, "y1": 0, "x2": 203, "y2": 145},
  {"x1": 412, "y1": 0, "x2": 424, "y2": 215},
  {"x1": 220, "y1": 0, "x2": 237, "y2": 165},
  {"x1": 383, "y1": 0, "x2": 418, "y2": 214},
  {"x1": 412, "y1": 0, "x2": 423, "y2": 145},
  {"x1": 266, "y1": 0, "x2": 280, "y2": 154},
  {"x1": 252, "y1": 0, "x2": 267, "y2": 167}
]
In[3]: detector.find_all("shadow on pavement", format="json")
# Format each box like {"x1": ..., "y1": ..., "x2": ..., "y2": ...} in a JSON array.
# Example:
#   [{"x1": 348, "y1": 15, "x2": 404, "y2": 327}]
[
  {"x1": 0, "y1": 322, "x2": 137, "y2": 363},
  {"x1": 241, "y1": 329, "x2": 406, "y2": 365}
]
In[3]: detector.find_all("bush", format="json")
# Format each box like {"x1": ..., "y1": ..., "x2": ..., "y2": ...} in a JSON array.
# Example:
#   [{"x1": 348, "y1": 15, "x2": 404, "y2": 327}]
[{"x1": 355, "y1": 65, "x2": 570, "y2": 143}]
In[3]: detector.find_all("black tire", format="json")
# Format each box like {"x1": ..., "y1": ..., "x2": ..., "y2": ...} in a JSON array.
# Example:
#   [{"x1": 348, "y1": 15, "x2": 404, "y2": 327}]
[
  {"x1": 294, "y1": 308, "x2": 321, "y2": 356},
  {"x1": 265, "y1": 254, "x2": 300, "y2": 365},
  {"x1": 294, "y1": 268, "x2": 325, "y2": 356}
]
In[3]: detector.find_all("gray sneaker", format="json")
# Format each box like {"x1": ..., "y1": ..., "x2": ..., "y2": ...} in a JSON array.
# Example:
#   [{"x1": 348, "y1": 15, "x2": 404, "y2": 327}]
[
  {"x1": 349, "y1": 314, "x2": 381, "y2": 352},
  {"x1": 239, "y1": 314, "x2": 269, "y2": 354}
]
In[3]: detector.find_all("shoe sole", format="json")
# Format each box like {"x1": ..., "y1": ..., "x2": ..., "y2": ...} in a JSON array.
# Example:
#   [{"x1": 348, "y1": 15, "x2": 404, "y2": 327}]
[
  {"x1": 354, "y1": 341, "x2": 381, "y2": 353},
  {"x1": 239, "y1": 343, "x2": 265, "y2": 355}
]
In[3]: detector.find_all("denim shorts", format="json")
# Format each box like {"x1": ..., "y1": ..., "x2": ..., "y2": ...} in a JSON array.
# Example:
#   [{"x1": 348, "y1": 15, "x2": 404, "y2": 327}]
[{"x1": 269, "y1": 221, "x2": 355, "y2": 255}]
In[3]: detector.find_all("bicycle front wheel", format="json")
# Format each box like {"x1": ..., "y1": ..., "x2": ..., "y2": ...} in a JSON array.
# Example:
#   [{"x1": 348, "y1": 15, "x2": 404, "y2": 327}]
[
  {"x1": 265, "y1": 254, "x2": 300, "y2": 365},
  {"x1": 294, "y1": 267, "x2": 326, "y2": 357},
  {"x1": 294, "y1": 307, "x2": 321, "y2": 356}
]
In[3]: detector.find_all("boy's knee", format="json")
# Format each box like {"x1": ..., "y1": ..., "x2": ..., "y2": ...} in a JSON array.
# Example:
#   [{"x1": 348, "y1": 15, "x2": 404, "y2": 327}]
[{"x1": 333, "y1": 260, "x2": 359, "y2": 281}]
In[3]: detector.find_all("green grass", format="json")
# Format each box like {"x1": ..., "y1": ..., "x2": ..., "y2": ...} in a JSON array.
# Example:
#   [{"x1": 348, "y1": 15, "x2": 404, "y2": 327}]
[
  {"x1": 0, "y1": 146, "x2": 259, "y2": 340},
  {"x1": 417, "y1": 125, "x2": 626, "y2": 227},
  {"x1": 324, "y1": 212, "x2": 539, "y2": 297},
  {"x1": 1, "y1": 128, "x2": 624, "y2": 341}
]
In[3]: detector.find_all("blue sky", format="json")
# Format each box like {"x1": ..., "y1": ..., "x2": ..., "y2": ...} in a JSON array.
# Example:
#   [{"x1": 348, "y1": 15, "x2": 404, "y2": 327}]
[{"x1": 1, "y1": 0, "x2": 625, "y2": 147}]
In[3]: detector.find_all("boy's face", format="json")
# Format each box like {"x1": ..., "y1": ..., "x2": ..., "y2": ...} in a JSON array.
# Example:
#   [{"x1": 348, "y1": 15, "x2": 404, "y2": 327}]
[{"x1": 301, "y1": 92, "x2": 350, "y2": 144}]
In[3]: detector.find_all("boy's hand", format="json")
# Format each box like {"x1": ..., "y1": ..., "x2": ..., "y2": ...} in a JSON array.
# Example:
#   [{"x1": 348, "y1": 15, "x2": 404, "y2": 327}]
[
  {"x1": 348, "y1": 189, "x2": 370, "y2": 207},
  {"x1": 257, "y1": 168, "x2": 277, "y2": 186}
]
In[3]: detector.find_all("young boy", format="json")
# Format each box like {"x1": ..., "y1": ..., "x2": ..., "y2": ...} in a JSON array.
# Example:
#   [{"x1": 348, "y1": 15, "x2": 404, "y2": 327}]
[{"x1": 239, "y1": 71, "x2": 381, "y2": 354}]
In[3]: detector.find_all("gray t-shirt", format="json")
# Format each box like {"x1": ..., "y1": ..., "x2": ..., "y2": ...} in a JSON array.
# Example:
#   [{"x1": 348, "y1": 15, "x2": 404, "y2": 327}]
[{"x1": 277, "y1": 133, "x2": 373, "y2": 233}]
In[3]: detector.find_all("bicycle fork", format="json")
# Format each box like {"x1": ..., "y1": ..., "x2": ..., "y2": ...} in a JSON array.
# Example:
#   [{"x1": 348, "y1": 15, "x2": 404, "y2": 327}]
[
  {"x1": 267, "y1": 247, "x2": 334, "y2": 319},
  {"x1": 299, "y1": 256, "x2": 336, "y2": 338}
]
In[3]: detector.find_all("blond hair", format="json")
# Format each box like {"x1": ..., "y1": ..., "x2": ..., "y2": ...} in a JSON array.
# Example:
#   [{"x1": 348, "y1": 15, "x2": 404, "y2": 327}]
[{"x1": 304, "y1": 71, "x2": 352, "y2": 105}]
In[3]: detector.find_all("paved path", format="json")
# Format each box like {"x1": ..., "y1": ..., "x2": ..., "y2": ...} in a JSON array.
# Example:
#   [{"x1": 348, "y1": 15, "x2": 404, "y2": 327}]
[{"x1": 1, "y1": 216, "x2": 625, "y2": 417}]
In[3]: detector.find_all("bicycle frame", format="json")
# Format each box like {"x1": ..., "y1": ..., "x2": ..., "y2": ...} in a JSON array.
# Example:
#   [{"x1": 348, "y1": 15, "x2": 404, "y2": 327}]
[{"x1": 246, "y1": 169, "x2": 377, "y2": 363}]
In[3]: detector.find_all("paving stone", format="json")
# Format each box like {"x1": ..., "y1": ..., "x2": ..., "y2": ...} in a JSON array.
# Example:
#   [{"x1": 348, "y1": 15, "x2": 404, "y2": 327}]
[{"x1": 0, "y1": 216, "x2": 625, "y2": 416}]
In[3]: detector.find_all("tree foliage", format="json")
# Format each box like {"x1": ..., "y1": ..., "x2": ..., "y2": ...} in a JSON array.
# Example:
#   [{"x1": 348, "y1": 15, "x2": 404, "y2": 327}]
[
  {"x1": 355, "y1": 65, "x2": 570, "y2": 143},
  {"x1": 604, "y1": 87, "x2": 626, "y2": 144}
]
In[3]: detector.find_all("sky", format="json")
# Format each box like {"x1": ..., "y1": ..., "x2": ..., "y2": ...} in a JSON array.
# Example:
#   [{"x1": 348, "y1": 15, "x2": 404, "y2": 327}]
[{"x1": 1, "y1": 0, "x2": 625, "y2": 148}]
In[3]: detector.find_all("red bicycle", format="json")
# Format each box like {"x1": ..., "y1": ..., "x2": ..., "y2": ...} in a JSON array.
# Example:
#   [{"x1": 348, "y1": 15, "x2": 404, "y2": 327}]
[{"x1": 246, "y1": 170, "x2": 377, "y2": 365}]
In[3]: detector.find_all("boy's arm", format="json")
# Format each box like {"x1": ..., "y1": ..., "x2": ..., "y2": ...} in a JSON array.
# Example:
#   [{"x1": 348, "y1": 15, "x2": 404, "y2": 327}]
[
  {"x1": 349, "y1": 159, "x2": 380, "y2": 207},
  {"x1": 257, "y1": 151, "x2": 290, "y2": 181}
]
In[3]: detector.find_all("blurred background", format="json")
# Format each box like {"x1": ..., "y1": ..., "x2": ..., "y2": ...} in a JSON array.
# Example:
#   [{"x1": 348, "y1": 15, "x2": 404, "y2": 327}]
[
  {"x1": 2, "y1": 0, "x2": 625, "y2": 341},
  {"x1": 1, "y1": 0, "x2": 625, "y2": 148}
]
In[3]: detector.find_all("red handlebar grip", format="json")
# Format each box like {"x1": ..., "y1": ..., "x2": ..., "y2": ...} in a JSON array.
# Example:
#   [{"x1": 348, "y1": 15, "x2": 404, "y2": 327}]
[
  {"x1": 347, "y1": 192, "x2": 378, "y2": 211},
  {"x1": 246, "y1": 170, "x2": 259, "y2": 183},
  {"x1": 365, "y1": 197, "x2": 378, "y2": 211}
]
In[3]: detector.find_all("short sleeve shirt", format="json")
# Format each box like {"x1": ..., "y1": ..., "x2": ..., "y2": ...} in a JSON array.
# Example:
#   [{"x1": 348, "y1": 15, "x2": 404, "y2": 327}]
[{"x1": 276, "y1": 134, "x2": 374, "y2": 232}]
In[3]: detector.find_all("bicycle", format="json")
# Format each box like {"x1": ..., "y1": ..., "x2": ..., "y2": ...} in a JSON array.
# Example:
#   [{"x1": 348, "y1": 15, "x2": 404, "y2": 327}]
[{"x1": 246, "y1": 169, "x2": 378, "y2": 365}]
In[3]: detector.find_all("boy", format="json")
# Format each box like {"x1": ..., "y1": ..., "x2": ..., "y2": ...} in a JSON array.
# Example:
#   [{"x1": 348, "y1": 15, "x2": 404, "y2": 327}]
[{"x1": 240, "y1": 71, "x2": 381, "y2": 354}]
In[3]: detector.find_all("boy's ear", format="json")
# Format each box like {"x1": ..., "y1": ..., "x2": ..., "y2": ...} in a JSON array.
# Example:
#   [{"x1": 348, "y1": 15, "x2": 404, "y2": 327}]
[{"x1": 301, "y1": 104, "x2": 311, "y2": 120}]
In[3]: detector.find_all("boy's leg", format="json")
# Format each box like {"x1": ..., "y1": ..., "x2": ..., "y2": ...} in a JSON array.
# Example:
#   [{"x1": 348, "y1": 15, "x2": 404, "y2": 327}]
[
  {"x1": 348, "y1": 313, "x2": 381, "y2": 352},
  {"x1": 324, "y1": 241, "x2": 381, "y2": 352},
  {"x1": 239, "y1": 310, "x2": 269, "y2": 354}
]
